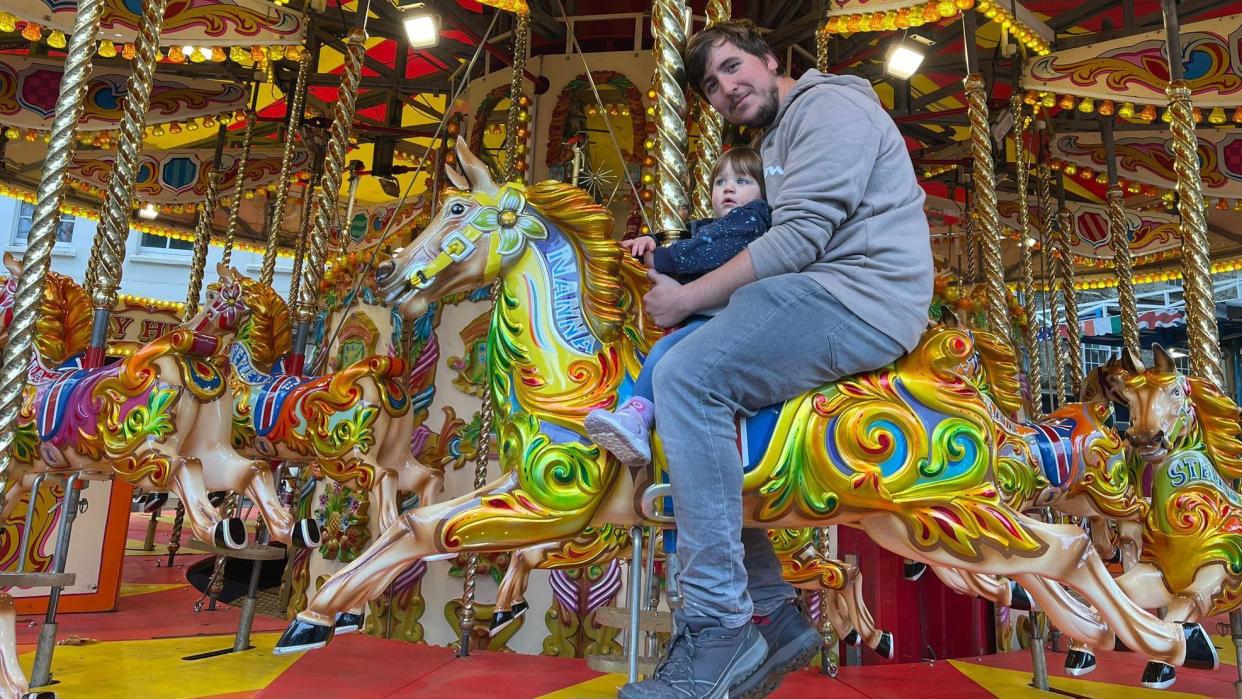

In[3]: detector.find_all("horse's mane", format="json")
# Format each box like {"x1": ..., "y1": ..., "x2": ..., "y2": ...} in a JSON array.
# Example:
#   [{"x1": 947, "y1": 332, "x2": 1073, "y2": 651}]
[
  {"x1": 1187, "y1": 375, "x2": 1242, "y2": 481},
  {"x1": 38, "y1": 272, "x2": 91, "y2": 365},
  {"x1": 236, "y1": 276, "x2": 291, "y2": 372},
  {"x1": 969, "y1": 329, "x2": 1025, "y2": 418},
  {"x1": 524, "y1": 180, "x2": 624, "y2": 342}
]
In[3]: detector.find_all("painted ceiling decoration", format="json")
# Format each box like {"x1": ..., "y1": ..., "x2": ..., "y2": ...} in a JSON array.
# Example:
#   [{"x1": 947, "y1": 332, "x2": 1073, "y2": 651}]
[
  {"x1": 1052, "y1": 128, "x2": 1242, "y2": 200},
  {"x1": 68, "y1": 147, "x2": 313, "y2": 204}
]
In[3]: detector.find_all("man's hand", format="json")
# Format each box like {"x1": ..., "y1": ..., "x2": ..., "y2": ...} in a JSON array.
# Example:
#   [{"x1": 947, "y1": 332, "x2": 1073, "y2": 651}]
[
  {"x1": 643, "y1": 270, "x2": 691, "y2": 327},
  {"x1": 621, "y1": 235, "x2": 657, "y2": 259}
]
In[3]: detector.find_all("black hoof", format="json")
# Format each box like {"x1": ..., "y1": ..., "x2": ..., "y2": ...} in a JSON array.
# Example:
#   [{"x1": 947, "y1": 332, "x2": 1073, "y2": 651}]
[
  {"x1": 21, "y1": 692, "x2": 55, "y2": 699},
  {"x1": 903, "y1": 561, "x2": 927, "y2": 581},
  {"x1": 334, "y1": 612, "x2": 363, "y2": 634},
  {"x1": 1106, "y1": 546, "x2": 1122, "y2": 564},
  {"x1": 874, "y1": 631, "x2": 895, "y2": 660},
  {"x1": 1141, "y1": 661, "x2": 1176, "y2": 690},
  {"x1": 293, "y1": 518, "x2": 321, "y2": 548},
  {"x1": 1008, "y1": 581, "x2": 1035, "y2": 611},
  {"x1": 1064, "y1": 649, "x2": 1097, "y2": 677},
  {"x1": 273, "y1": 618, "x2": 334, "y2": 655},
  {"x1": 1181, "y1": 622, "x2": 1219, "y2": 670},
  {"x1": 489, "y1": 601, "x2": 528, "y2": 637},
  {"x1": 1114, "y1": 636, "x2": 1131, "y2": 652},
  {"x1": 208, "y1": 491, "x2": 227, "y2": 508},
  {"x1": 214, "y1": 517, "x2": 247, "y2": 550},
  {"x1": 843, "y1": 630, "x2": 861, "y2": 647},
  {"x1": 142, "y1": 492, "x2": 169, "y2": 513}
]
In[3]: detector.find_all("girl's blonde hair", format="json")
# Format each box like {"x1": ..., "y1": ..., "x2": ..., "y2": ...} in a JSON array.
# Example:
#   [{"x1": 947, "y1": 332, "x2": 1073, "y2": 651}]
[{"x1": 711, "y1": 146, "x2": 765, "y2": 199}]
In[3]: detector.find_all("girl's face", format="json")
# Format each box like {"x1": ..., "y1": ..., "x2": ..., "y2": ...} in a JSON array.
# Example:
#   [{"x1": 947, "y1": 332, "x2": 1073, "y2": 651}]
[{"x1": 711, "y1": 163, "x2": 762, "y2": 218}]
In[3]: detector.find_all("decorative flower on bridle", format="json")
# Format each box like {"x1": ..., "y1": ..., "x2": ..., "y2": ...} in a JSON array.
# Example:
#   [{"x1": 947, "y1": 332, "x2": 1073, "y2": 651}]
[{"x1": 469, "y1": 188, "x2": 546, "y2": 256}]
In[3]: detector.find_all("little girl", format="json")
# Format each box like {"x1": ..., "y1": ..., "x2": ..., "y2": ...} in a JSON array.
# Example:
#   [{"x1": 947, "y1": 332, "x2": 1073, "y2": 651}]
[{"x1": 585, "y1": 147, "x2": 770, "y2": 467}]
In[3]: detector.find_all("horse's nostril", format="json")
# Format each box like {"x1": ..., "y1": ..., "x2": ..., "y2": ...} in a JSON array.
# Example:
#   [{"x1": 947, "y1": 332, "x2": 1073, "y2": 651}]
[{"x1": 375, "y1": 260, "x2": 395, "y2": 283}]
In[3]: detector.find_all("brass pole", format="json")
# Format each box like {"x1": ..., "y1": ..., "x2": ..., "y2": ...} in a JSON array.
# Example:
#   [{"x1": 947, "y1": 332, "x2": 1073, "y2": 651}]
[
  {"x1": 288, "y1": 175, "x2": 317, "y2": 308},
  {"x1": 1038, "y1": 162, "x2": 1067, "y2": 406},
  {"x1": 0, "y1": 0, "x2": 103, "y2": 484},
  {"x1": 1102, "y1": 118, "x2": 1139, "y2": 359},
  {"x1": 652, "y1": 0, "x2": 689, "y2": 244},
  {"x1": 816, "y1": 21, "x2": 829, "y2": 73},
  {"x1": 501, "y1": 11, "x2": 529, "y2": 183},
  {"x1": 184, "y1": 125, "x2": 228, "y2": 319},
  {"x1": 222, "y1": 85, "x2": 262, "y2": 269},
  {"x1": 1056, "y1": 180, "x2": 1083, "y2": 396},
  {"x1": 82, "y1": 0, "x2": 169, "y2": 368},
  {"x1": 262, "y1": 29, "x2": 312, "y2": 286},
  {"x1": 1012, "y1": 97, "x2": 1042, "y2": 418},
  {"x1": 690, "y1": 0, "x2": 730, "y2": 221}
]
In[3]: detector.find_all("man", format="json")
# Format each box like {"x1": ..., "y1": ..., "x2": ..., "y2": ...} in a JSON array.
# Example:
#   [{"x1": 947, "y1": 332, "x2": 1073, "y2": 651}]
[{"x1": 621, "y1": 20, "x2": 932, "y2": 699}]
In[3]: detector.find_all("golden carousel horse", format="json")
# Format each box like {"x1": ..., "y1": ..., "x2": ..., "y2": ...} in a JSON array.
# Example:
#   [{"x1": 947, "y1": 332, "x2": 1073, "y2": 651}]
[
  {"x1": 274, "y1": 143, "x2": 1216, "y2": 674},
  {"x1": 1070, "y1": 345, "x2": 1242, "y2": 688},
  {"x1": 0, "y1": 260, "x2": 311, "y2": 550}
]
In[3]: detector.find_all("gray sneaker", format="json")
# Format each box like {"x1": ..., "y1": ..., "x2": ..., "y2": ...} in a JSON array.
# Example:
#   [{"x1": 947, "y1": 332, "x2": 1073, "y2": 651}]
[
  {"x1": 584, "y1": 401, "x2": 652, "y2": 468},
  {"x1": 730, "y1": 599, "x2": 822, "y2": 699},
  {"x1": 619, "y1": 619, "x2": 768, "y2": 699}
]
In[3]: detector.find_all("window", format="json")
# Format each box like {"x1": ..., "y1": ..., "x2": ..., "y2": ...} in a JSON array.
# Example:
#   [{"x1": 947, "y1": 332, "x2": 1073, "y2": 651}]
[
  {"x1": 138, "y1": 231, "x2": 194, "y2": 253},
  {"x1": 13, "y1": 201, "x2": 74, "y2": 245}
]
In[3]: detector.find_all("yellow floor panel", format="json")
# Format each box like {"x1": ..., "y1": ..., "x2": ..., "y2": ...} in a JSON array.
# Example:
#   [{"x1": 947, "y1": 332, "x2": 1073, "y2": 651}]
[
  {"x1": 1212, "y1": 636, "x2": 1237, "y2": 667},
  {"x1": 123, "y1": 539, "x2": 176, "y2": 556},
  {"x1": 948, "y1": 659, "x2": 1211, "y2": 698},
  {"x1": 118, "y1": 582, "x2": 187, "y2": 597},
  {"x1": 536, "y1": 673, "x2": 626, "y2": 698},
  {"x1": 25, "y1": 632, "x2": 298, "y2": 699}
]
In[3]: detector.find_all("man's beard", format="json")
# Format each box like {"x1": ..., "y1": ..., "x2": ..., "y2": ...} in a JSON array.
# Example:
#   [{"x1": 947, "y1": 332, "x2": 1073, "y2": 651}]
[{"x1": 742, "y1": 83, "x2": 781, "y2": 128}]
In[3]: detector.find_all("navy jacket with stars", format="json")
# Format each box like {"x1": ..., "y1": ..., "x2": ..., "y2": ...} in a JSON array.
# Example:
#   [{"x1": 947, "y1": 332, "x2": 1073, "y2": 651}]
[{"x1": 648, "y1": 199, "x2": 772, "y2": 283}]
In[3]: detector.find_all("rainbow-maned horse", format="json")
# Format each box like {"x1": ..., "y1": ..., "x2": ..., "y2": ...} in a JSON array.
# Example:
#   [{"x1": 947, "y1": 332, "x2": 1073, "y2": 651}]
[
  {"x1": 1078, "y1": 345, "x2": 1242, "y2": 688},
  {"x1": 0, "y1": 260, "x2": 310, "y2": 550},
  {"x1": 274, "y1": 142, "x2": 1215, "y2": 673}
]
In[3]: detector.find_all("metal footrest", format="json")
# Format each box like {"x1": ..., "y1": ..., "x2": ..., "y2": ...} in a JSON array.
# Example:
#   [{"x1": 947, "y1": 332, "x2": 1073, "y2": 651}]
[
  {"x1": 587, "y1": 653, "x2": 661, "y2": 675},
  {"x1": 0, "y1": 572, "x2": 75, "y2": 588},
  {"x1": 185, "y1": 540, "x2": 285, "y2": 560}
]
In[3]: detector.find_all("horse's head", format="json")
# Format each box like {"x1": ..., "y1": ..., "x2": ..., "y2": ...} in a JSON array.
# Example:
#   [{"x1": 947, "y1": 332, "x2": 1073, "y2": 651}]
[
  {"x1": 1107, "y1": 345, "x2": 1193, "y2": 462},
  {"x1": 375, "y1": 140, "x2": 546, "y2": 320},
  {"x1": 190, "y1": 264, "x2": 250, "y2": 336},
  {"x1": 1082, "y1": 358, "x2": 1127, "y2": 407}
]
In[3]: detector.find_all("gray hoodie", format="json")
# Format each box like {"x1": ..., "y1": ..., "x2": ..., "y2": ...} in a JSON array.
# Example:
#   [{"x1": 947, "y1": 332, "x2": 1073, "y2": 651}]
[{"x1": 748, "y1": 70, "x2": 932, "y2": 352}]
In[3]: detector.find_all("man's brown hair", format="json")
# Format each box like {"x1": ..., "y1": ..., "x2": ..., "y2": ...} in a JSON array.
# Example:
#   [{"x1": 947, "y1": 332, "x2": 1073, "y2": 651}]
[
  {"x1": 711, "y1": 146, "x2": 765, "y2": 199},
  {"x1": 685, "y1": 20, "x2": 778, "y2": 97}
]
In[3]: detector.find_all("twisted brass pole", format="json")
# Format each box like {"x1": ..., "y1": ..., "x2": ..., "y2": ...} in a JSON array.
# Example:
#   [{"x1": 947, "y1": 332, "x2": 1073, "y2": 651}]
[
  {"x1": 816, "y1": 22, "x2": 829, "y2": 73},
  {"x1": 1108, "y1": 185, "x2": 1139, "y2": 359},
  {"x1": 690, "y1": 0, "x2": 729, "y2": 221},
  {"x1": 83, "y1": 0, "x2": 168, "y2": 368},
  {"x1": 1038, "y1": 163, "x2": 1067, "y2": 405},
  {"x1": 0, "y1": 0, "x2": 103, "y2": 481},
  {"x1": 262, "y1": 34, "x2": 312, "y2": 286},
  {"x1": 1056, "y1": 205, "x2": 1083, "y2": 395},
  {"x1": 964, "y1": 74, "x2": 1007, "y2": 337},
  {"x1": 652, "y1": 0, "x2": 689, "y2": 243},
  {"x1": 1012, "y1": 98, "x2": 1042, "y2": 418},
  {"x1": 501, "y1": 12, "x2": 529, "y2": 183},
  {"x1": 184, "y1": 171, "x2": 219, "y2": 319},
  {"x1": 222, "y1": 87, "x2": 261, "y2": 269},
  {"x1": 288, "y1": 179, "x2": 316, "y2": 307}
]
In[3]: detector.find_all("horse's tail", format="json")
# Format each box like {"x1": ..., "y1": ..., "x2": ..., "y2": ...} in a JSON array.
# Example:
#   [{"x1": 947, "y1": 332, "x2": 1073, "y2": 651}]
[{"x1": 329, "y1": 355, "x2": 411, "y2": 417}]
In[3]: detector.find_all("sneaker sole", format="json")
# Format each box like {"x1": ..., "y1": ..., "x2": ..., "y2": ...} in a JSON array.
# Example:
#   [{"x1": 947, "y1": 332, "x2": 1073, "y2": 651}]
[
  {"x1": 584, "y1": 413, "x2": 650, "y2": 468},
  {"x1": 732, "y1": 627, "x2": 821, "y2": 699}
]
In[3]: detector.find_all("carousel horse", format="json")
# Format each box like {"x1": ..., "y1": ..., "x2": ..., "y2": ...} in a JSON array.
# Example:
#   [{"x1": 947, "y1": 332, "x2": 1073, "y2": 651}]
[
  {"x1": 274, "y1": 142, "x2": 1217, "y2": 674},
  {"x1": 1068, "y1": 345, "x2": 1242, "y2": 689},
  {"x1": 228, "y1": 274, "x2": 440, "y2": 536},
  {"x1": 0, "y1": 592, "x2": 50, "y2": 699},
  {"x1": 0, "y1": 260, "x2": 312, "y2": 550}
]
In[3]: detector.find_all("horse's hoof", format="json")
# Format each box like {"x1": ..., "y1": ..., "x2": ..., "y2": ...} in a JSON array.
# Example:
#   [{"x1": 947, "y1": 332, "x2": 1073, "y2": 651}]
[
  {"x1": 489, "y1": 601, "x2": 529, "y2": 637},
  {"x1": 1181, "y1": 622, "x2": 1219, "y2": 670},
  {"x1": 843, "y1": 630, "x2": 861, "y2": 647},
  {"x1": 1141, "y1": 661, "x2": 1176, "y2": 689},
  {"x1": 903, "y1": 561, "x2": 927, "y2": 581},
  {"x1": 273, "y1": 618, "x2": 334, "y2": 655},
  {"x1": 142, "y1": 492, "x2": 169, "y2": 514},
  {"x1": 1106, "y1": 546, "x2": 1122, "y2": 564},
  {"x1": 208, "y1": 491, "x2": 227, "y2": 508},
  {"x1": 874, "y1": 631, "x2": 895, "y2": 660},
  {"x1": 1008, "y1": 581, "x2": 1035, "y2": 611},
  {"x1": 334, "y1": 612, "x2": 363, "y2": 635},
  {"x1": 293, "y1": 518, "x2": 321, "y2": 548},
  {"x1": 214, "y1": 517, "x2": 247, "y2": 550},
  {"x1": 1064, "y1": 649, "x2": 1096, "y2": 677},
  {"x1": 21, "y1": 692, "x2": 55, "y2": 699}
]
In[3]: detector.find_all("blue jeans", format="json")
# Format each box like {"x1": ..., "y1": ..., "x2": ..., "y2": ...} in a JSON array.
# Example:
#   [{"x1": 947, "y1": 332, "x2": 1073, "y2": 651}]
[
  {"x1": 631, "y1": 317, "x2": 708, "y2": 403},
  {"x1": 653, "y1": 274, "x2": 909, "y2": 628}
]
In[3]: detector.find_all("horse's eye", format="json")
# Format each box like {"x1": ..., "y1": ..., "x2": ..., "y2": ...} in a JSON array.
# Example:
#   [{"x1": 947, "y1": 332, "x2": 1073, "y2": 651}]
[{"x1": 450, "y1": 203, "x2": 466, "y2": 216}]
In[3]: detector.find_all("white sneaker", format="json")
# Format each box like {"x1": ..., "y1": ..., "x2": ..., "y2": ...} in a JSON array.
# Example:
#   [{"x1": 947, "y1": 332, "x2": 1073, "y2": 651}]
[{"x1": 585, "y1": 401, "x2": 653, "y2": 468}]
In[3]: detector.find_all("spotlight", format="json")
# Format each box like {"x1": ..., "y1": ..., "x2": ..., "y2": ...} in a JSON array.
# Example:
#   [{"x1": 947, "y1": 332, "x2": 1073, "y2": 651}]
[
  {"x1": 403, "y1": 6, "x2": 439, "y2": 48},
  {"x1": 137, "y1": 203, "x2": 159, "y2": 220},
  {"x1": 885, "y1": 43, "x2": 925, "y2": 80}
]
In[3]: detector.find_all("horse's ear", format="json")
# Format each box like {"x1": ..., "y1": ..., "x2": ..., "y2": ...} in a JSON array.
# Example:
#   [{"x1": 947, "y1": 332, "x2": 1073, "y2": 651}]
[
  {"x1": 940, "y1": 307, "x2": 960, "y2": 328},
  {"x1": 455, "y1": 139, "x2": 499, "y2": 196},
  {"x1": 444, "y1": 164, "x2": 469, "y2": 191},
  {"x1": 1152, "y1": 344, "x2": 1175, "y2": 373},
  {"x1": 2, "y1": 252, "x2": 20, "y2": 277},
  {"x1": 1121, "y1": 347, "x2": 1145, "y2": 374},
  {"x1": 215, "y1": 262, "x2": 230, "y2": 280}
]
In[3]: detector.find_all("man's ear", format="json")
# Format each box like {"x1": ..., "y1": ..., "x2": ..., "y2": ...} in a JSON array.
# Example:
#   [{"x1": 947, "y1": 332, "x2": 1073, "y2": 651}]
[{"x1": 765, "y1": 51, "x2": 779, "y2": 73}]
